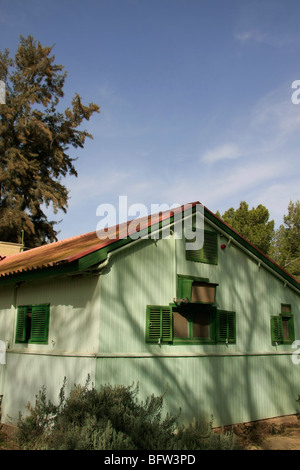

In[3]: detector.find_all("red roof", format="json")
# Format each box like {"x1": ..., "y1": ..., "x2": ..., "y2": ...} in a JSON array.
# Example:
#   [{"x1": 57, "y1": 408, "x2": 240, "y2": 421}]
[
  {"x1": 0, "y1": 203, "x2": 196, "y2": 278},
  {"x1": 0, "y1": 201, "x2": 298, "y2": 291}
]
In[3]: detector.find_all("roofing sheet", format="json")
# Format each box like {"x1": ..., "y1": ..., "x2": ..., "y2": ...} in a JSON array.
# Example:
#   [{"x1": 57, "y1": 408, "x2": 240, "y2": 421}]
[
  {"x1": 0, "y1": 203, "x2": 195, "y2": 278},
  {"x1": 0, "y1": 201, "x2": 298, "y2": 290}
]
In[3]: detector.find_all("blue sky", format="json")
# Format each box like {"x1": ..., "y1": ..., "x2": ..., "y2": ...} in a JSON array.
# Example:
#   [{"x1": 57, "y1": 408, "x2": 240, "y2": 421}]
[{"x1": 1, "y1": 0, "x2": 300, "y2": 240}]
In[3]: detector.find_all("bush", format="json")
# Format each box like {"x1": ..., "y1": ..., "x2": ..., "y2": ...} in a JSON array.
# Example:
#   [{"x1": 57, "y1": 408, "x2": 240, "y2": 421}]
[{"x1": 17, "y1": 377, "x2": 237, "y2": 450}]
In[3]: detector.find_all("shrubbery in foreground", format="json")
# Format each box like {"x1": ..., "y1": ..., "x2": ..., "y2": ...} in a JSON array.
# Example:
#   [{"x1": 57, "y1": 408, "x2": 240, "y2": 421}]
[{"x1": 17, "y1": 377, "x2": 236, "y2": 450}]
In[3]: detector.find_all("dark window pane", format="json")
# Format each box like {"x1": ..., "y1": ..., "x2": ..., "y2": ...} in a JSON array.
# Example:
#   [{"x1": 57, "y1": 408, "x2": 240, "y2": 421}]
[
  {"x1": 173, "y1": 311, "x2": 189, "y2": 338},
  {"x1": 282, "y1": 317, "x2": 290, "y2": 340},
  {"x1": 193, "y1": 311, "x2": 210, "y2": 338}
]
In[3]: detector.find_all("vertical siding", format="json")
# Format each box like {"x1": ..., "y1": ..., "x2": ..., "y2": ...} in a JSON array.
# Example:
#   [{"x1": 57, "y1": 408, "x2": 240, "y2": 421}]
[
  {"x1": 96, "y1": 227, "x2": 300, "y2": 426},
  {"x1": 1, "y1": 275, "x2": 101, "y2": 423},
  {"x1": 99, "y1": 238, "x2": 175, "y2": 353},
  {"x1": 0, "y1": 285, "x2": 14, "y2": 401},
  {"x1": 15, "y1": 274, "x2": 101, "y2": 354},
  {"x1": 1, "y1": 219, "x2": 300, "y2": 427},
  {"x1": 95, "y1": 354, "x2": 300, "y2": 427},
  {"x1": 3, "y1": 353, "x2": 96, "y2": 423}
]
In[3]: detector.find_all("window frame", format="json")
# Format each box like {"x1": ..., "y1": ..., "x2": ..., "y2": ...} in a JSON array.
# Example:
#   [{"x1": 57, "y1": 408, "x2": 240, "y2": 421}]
[
  {"x1": 15, "y1": 304, "x2": 50, "y2": 345},
  {"x1": 172, "y1": 303, "x2": 217, "y2": 345}
]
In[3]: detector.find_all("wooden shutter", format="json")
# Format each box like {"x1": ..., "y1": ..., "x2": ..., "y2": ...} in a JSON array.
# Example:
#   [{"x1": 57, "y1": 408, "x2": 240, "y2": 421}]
[
  {"x1": 271, "y1": 316, "x2": 283, "y2": 344},
  {"x1": 29, "y1": 304, "x2": 50, "y2": 344},
  {"x1": 216, "y1": 310, "x2": 236, "y2": 343},
  {"x1": 177, "y1": 277, "x2": 192, "y2": 301},
  {"x1": 186, "y1": 231, "x2": 218, "y2": 265},
  {"x1": 15, "y1": 306, "x2": 28, "y2": 343},
  {"x1": 288, "y1": 316, "x2": 295, "y2": 343},
  {"x1": 146, "y1": 306, "x2": 172, "y2": 343}
]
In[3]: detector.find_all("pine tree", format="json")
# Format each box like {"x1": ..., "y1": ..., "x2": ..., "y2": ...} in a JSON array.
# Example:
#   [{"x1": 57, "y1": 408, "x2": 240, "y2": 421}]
[
  {"x1": 217, "y1": 201, "x2": 275, "y2": 254},
  {"x1": 269, "y1": 201, "x2": 300, "y2": 280},
  {"x1": 0, "y1": 35, "x2": 99, "y2": 247}
]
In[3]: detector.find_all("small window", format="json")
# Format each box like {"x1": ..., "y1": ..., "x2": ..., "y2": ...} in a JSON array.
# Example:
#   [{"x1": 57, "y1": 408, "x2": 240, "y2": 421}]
[
  {"x1": 177, "y1": 275, "x2": 218, "y2": 303},
  {"x1": 186, "y1": 230, "x2": 218, "y2": 265},
  {"x1": 271, "y1": 304, "x2": 295, "y2": 345},
  {"x1": 146, "y1": 304, "x2": 236, "y2": 345},
  {"x1": 15, "y1": 304, "x2": 50, "y2": 344},
  {"x1": 173, "y1": 304, "x2": 215, "y2": 343}
]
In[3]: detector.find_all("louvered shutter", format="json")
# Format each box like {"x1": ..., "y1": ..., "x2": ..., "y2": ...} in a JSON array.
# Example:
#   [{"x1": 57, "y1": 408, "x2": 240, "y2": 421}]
[
  {"x1": 186, "y1": 231, "x2": 218, "y2": 265},
  {"x1": 15, "y1": 306, "x2": 28, "y2": 343},
  {"x1": 146, "y1": 306, "x2": 172, "y2": 343},
  {"x1": 271, "y1": 316, "x2": 283, "y2": 344},
  {"x1": 216, "y1": 310, "x2": 236, "y2": 343},
  {"x1": 29, "y1": 304, "x2": 50, "y2": 344}
]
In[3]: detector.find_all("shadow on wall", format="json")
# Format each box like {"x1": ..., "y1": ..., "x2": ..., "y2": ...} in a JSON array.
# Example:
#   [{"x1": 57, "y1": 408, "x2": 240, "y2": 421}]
[{"x1": 94, "y1": 240, "x2": 300, "y2": 427}]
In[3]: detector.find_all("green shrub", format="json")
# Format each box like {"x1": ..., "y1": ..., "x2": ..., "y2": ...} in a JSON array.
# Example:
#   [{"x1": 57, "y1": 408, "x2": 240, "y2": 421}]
[{"x1": 17, "y1": 377, "x2": 237, "y2": 450}]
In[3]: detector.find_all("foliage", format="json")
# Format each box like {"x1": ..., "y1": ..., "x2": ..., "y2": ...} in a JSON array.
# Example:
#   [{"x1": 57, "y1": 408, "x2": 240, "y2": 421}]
[
  {"x1": 216, "y1": 201, "x2": 275, "y2": 254},
  {"x1": 175, "y1": 417, "x2": 236, "y2": 450},
  {"x1": 217, "y1": 199, "x2": 300, "y2": 280},
  {"x1": 269, "y1": 201, "x2": 300, "y2": 280},
  {"x1": 0, "y1": 35, "x2": 99, "y2": 247},
  {"x1": 17, "y1": 377, "x2": 237, "y2": 450}
]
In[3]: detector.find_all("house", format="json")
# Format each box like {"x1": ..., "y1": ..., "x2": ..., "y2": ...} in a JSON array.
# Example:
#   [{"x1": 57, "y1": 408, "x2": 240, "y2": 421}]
[
  {"x1": 0, "y1": 201, "x2": 299, "y2": 428},
  {"x1": 0, "y1": 241, "x2": 24, "y2": 258}
]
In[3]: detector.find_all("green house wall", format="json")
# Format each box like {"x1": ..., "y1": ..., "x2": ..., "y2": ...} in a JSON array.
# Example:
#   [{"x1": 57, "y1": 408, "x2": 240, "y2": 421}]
[
  {"x1": 0, "y1": 219, "x2": 299, "y2": 427},
  {"x1": 95, "y1": 221, "x2": 300, "y2": 426}
]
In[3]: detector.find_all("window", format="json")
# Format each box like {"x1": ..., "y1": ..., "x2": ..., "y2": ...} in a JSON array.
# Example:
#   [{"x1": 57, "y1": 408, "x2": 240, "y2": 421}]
[
  {"x1": 271, "y1": 304, "x2": 295, "y2": 345},
  {"x1": 177, "y1": 275, "x2": 218, "y2": 303},
  {"x1": 15, "y1": 304, "x2": 50, "y2": 344},
  {"x1": 146, "y1": 304, "x2": 236, "y2": 344},
  {"x1": 172, "y1": 304, "x2": 216, "y2": 343},
  {"x1": 186, "y1": 230, "x2": 218, "y2": 265},
  {"x1": 146, "y1": 274, "x2": 235, "y2": 345}
]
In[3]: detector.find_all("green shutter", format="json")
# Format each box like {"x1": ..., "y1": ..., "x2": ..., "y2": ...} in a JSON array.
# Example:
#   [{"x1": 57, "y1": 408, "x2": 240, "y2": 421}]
[
  {"x1": 271, "y1": 315, "x2": 283, "y2": 344},
  {"x1": 177, "y1": 277, "x2": 192, "y2": 301},
  {"x1": 29, "y1": 304, "x2": 50, "y2": 344},
  {"x1": 216, "y1": 310, "x2": 236, "y2": 343},
  {"x1": 15, "y1": 306, "x2": 28, "y2": 343},
  {"x1": 288, "y1": 316, "x2": 295, "y2": 343},
  {"x1": 186, "y1": 230, "x2": 218, "y2": 265},
  {"x1": 146, "y1": 306, "x2": 172, "y2": 343}
]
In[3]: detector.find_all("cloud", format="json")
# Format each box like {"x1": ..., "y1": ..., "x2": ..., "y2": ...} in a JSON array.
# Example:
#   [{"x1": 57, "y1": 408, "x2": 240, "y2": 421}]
[
  {"x1": 235, "y1": 30, "x2": 300, "y2": 49},
  {"x1": 250, "y1": 89, "x2": 300, "y2": 145},
  {"x1": 235, "y1": 30, "x2": 266, "y2": 44},
  {"x1": 202, "y1": 143, "x2": 241, "y2": 163}
]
